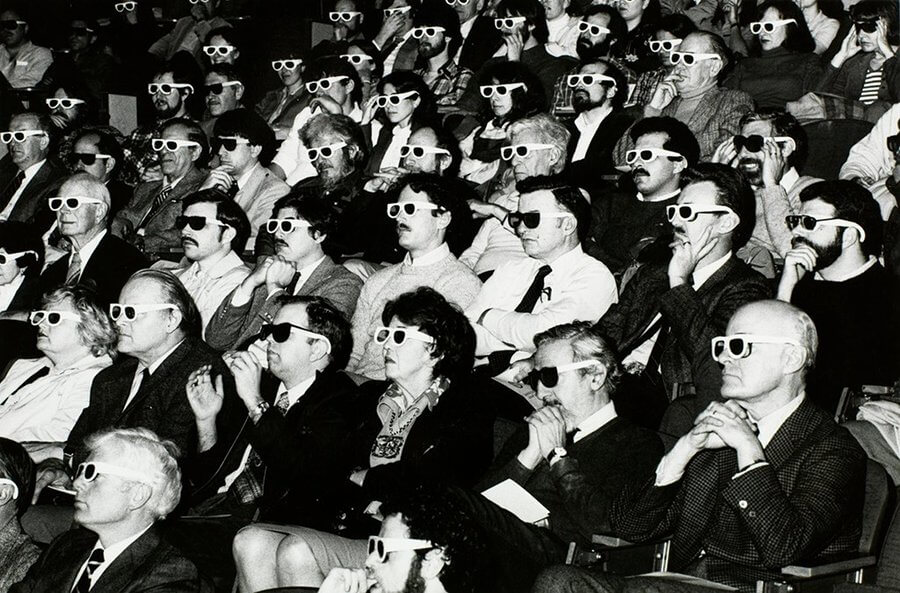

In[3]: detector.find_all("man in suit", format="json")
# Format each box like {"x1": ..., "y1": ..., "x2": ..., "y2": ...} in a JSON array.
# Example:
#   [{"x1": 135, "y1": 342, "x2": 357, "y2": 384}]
[
  {"x1": 206, "y1": 196, "x2": 362, "y2": 351},
  {"x1": 372, "y1": 0, "x2": 420, "y2": 75},
  {"x1": 112, "y1": 118, "x2": 207, "y2": 257},
  {"x1": 0, "y1": 112, "x2": 66, "y2": 232},
  {"x1": 40, "y1": 174, "x2": 147, "y2": 306},
  {"x1": 172, "y1": 295, "x2": 357, "y2": 591},
  {"x1": 534, "y1": 300, "x2": 867, "y2": 593},
  {"x1": 70, "y1": 129, "x2": 132, "y2": 217},
  {"x1": 12, "y1": 427, "x2": 208, "y2": 593},
  {"x1": 451, "y1": 322, "x2": 662, "y2": 593},
  {"x1": 451, "y1": 0, "x2": 503, "y2": 72}
]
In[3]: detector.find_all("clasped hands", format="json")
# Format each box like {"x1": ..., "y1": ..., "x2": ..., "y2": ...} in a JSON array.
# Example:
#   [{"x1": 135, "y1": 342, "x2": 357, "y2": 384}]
[
  {"x1": 517, "y1": 405, "x2": 570, "y2": 470},
  {"x1": 683, "y1": 401, "x2": 765, "y2": 470}
]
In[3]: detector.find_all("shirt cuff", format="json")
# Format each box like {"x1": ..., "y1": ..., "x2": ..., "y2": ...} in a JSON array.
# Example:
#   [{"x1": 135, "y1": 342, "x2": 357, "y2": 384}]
[
  {"x1": 654, "y1": 454, "x2": 685, "y2": 487},
  {"x1": 732, "y1": 461, "x2": 769, "y2": 480}
]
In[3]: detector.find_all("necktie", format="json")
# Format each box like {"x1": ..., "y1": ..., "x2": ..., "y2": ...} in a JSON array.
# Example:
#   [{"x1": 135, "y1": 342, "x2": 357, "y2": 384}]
[
  {"x1": 275, "y1": 390, "x2": 291, "y2": 414},
  {"x1": 138, "y1": 185, "x2": 172, "y2": 228},
  {"x1": 0, "y1": 170, "x2": 25, "y2": 212},
  {"x1": 123, "y1": 368, "x2": 151, "y2": 412},
  {"x1": 73, "y1": 548, "x2": 104, "y2": 593},
  {"x1": 231, "y1": 390, "x2": 291, "y2": 504},
  {"x1": 65, "y1": 252, "x2": 83, "y2": 285},
  {"x1": 1, "y1": 366, "x2": 51, "y2": 405},
  {"x1": 486, "y1": 265, "x2": 552, "y2": 375}
]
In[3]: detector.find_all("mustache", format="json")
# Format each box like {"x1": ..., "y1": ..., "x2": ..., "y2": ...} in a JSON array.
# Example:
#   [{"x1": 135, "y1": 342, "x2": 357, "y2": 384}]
[
  {"x1": 631, "y1": 167, "x2": 649, "y2": 178},
  {"x1": 181, "y1": 237, "x2": 198, "y2": 246},
  {"x1": 792, "y1": 236, "x2": 817, "y2": 250}
]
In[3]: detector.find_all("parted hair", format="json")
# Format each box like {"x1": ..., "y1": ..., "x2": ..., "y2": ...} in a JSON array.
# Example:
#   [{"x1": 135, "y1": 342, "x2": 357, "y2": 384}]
[{"x1": 274, "y1": 295, "x2": 352, "y2": 371}]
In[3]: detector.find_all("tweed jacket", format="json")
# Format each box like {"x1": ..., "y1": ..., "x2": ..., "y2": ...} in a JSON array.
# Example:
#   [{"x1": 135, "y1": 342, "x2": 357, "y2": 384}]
[{"x1": 233, "y1": 163, "x2": 290, "y2": 251}]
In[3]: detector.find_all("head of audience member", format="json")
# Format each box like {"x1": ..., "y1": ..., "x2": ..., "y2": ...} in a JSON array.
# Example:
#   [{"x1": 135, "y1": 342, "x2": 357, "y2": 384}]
[
  {"x1": 33, "y1": 285, "x2": 118, "y2": 367},
  {"x1": 649, "y1": 14, "x2": 696, "y2": 62},
  {"x1": 413, "y1": 2, "x2": 463, "y2": 62},
  {"x1": 204, "y1": 64, "x2": 245, "y2": 119},
  {"x1": 751, "y1": 0, "x2": 814, "y2": 54},
  {"x1": 382, "y1": 0, "x2": 419, "y2": 39},
  {"x1": 344, "y1": 40, "x2": 383, "y2": 88},
  {"x1": 714, "y1": 300, "x2": 817, "y2": 413},
  {"x1": 55, "y1": 173, "x2": 112, "y2": 248},
  {"x1": 626, "y1": 116, "x2": 698, "y2": 198},
  {"x1": 213, "y1": 108, "x2": 277, "y2": 176},
  {"x1": 113, "y1": 269, "x2": 202, "y2": 366},
  {"x1": 392, "y1": 172, "x2": 472, "y2": 258},
  {"x1": 577, "y1": 5, "x2": 627, "y2": 60},
  {"x1": 0, "y1": 9, "x2": 30, "y2": 50},
  {"x1": 477, "y1": 60, "x2": 545, "y2": 124},
  {"x1": 269, "y1": 194, "x2": 336, "y2": 265},
  {"x1": 148, "y1": 60, "x2": 197, "y2": 122},
  {"x1": 615, "y1": 0, "x2": 659, "y2": 29},
  {"x1": 506, "y1": 113, "x2": 570, "y2": 182},
  {"x1": 672, "y1": 163, "x2": 754, "y2": 261},
  {"x1": 67, "y1": 16, "x2": 99, "y2": 55},
  {"x1": 541, "y1": 0, "x2": 570, "y2": 21},
  {"x1": 380, "y1": 287, "x2": 476, "y2": 389},
  {"x1": 70, "y1": 129, "x2": 124, "y2": 183},
  {"x1": 370, "y1": 486, "x2": 487, "y2": 593},
  {"x1": 155, "y1": 118, "x2": 207, "y2": 182},
  {"x1": 0, "y1": 438, "x2": 35, "y2": 520},
  {"x1": 0, "y1": 221, "x2": 43, "y2": 292},
  {"x1": 496, "y1": 0, "x2": 550, "y2": 46},
  {"x1": 531, "y1": 321, "x2": 623, "y2": 430},
  {"x1": 735, "y1": 109, "x2": 807, "y2": 187},
  {"x1": 6, "y1": 112, "x2": 52, "y2": 170},
  {"x1": 570, "y1": 58, "x2": 628, "y2": 113},
  {"x1": 376, "y1": 71, "x2": 436, "y2": 130},
  {"x1": 46, "y1": 82, "x2": 97, "y2": 132},
  {"x1": 306, "y1": 56, "x2": 364, "y2": 114},
  {"x1": 401, "y1": 125, "x2": 461, "y2": 177},
  {"x1": 791, "y1": 180, "x2": 882, "y2": 271},
  {"x1": 179, "y1": 189, "x2": 250, "y2": 260},
  {"x1": 265, "y1": 295, "x2": 352, "y2": 384},
  {"x1": 204, "y1": 26, "x2": 242, "y2": 66},
  {"x1": 513, "y1": 175, "x2": 589, "y2": 263},
  {"x1": 271, "y1": 55, "x2": 304, "y2": 99},
  {"x1": 299, "y1": 113, "x2": 369, "y2": 188},
  {"x1": 330, "y1": 0, "x2": 367, "y2": 41},
  {"x1": 111, "y1": 0, "x2": 154, "y2": 26},
  {"x1": 850, "y1": 0, "x2": 899, "y2": 54},
  {"x1": 74, "y1": 428, "x2": 182, "y2": 545},
  {"x1": 670, "y1": 31, "x2": 730, "y2": 98},
  {"x1": 447, "y1": 0, "x2": 485, "y2": 24},
  {"x1": 190, "y1": 0, "x2": 224, "y2": 20}
]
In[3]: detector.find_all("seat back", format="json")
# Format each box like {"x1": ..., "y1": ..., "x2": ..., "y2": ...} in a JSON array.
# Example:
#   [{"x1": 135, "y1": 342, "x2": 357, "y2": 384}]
[
  {"x1": 801, "y1": 119, "x2": 873, "y2": 179},
  {"x1": 877, "y1": 487, "x2": 900, "y2": 588},
  {"x1": 860, "y1": 459, "x2": 893, "y2": 555}
]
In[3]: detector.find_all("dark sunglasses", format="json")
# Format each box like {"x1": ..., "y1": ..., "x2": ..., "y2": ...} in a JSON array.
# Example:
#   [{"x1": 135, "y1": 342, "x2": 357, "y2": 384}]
[
  {"x1": 0, "y1": 250, "x2": 35, "y2": 265},
  {"x1": 525, "y1": 360, "x2": 601, "y2": 389},
  {"x1": 732, "y1": 134, "x2": 769, "y2": 153},
  {"x1": 175, "y1": 215, "x2": 228, "y2": 231},
  {"x1": 506, "y1": 211, "x2": 572, "y2": 229},
  {"x1": 211, "y1": 136, "x2": 250, "y2": 152},
  {"x1": 260, "y1": 323, "x2": 332, "y2": 352},
  {"x1": 205, "y1": 81, "x2": 241, "y2": 95},
  {"x1": 70, "y1": 152, "x2": 111, "y2": 166},
  {"x1": 0, "y1": 20, "x2": 25, "y2": 31},
  {"x1": 854, "y1": 19, "x2": 878, "y2": 33}
]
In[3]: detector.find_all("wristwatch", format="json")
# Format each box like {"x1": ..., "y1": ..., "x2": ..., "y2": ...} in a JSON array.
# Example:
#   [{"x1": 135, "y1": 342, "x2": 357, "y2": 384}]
[
  {"x1": 248, "y1": 400, "x2": 270, "y2": 424},
  {"x1": 547, "y1": 447, "x2": 568, "y2": 465}
]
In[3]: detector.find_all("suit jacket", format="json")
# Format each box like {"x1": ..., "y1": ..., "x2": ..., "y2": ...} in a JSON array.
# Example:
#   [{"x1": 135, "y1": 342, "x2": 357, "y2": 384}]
[
  {"x1": 234, "y1": 163, "x2": 290, "y2": 251},
  {"x1": 565, "y1": 110, "x2": 636, "y2": 193},
  {"x1": 0, "y1": 157, "x2": 67, "y2": 232},
  {"x1": 204, "y1": 256, "x2": 363, "y2": 351},
  {"x1": 10, "y1": 526, "x2": 208, "y2": 593},
  {"x1": 66, "y1": 335, "x2": 234, "y2": 461},
  {"x1": 6, "y1": 275, "x2": 41, "y2": 311},
  {"x1": 40, "y1": 233, "x2": 148, "y2": 305},
  {"x1": 457, "y1": 16, "x2": 504, "y2": 72},
  {"x1": 111, "y1": 166, "x2": 206, "y2": 255},
  {"x1": 610, "y1": 400, "x2": 866, "y2": 592}
]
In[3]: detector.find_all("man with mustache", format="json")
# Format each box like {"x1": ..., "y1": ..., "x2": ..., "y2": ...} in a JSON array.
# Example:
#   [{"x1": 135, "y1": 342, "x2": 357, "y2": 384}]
[
  {"x1": 412, "y1": 4, "x2": 472, "y2": 106},
  {"x1": 777, "y1": 180, "x2": 899, "y2": 413}
]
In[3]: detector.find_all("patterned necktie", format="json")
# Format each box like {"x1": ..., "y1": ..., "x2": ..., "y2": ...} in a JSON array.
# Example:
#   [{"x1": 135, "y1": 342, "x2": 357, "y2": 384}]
[
  {"x1": 65, "y1": 252, "x2": 82, "y2": 285},
  {"x1": 231, "y1": 390, "x2": 291, "y2": 503},
  {"x1": 486, "y1": 265, "x2": 553, "y2": 375},
  {"x1": 139, "y1": 185, "x2": 172, "y2": 228},
  {"x1": 1, "y1": 170, "x2": 25, "y2": 211},
  {"x1": 73, "y1": 547, "x2": 104, "y2": 593}
]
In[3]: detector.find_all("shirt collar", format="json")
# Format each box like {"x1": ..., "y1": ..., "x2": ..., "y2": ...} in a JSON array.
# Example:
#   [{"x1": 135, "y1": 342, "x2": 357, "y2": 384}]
[
  {"x1": 574, "y1": 401, "x2": 617, "y2": 442},
  {"x1": 636, "y1": 188, "x2": 681, "y2": 203},
  {"x1": 192, "y1": 250, "x2": 245, "y2": 278},
  {"x1": 142, "y1": 338, "x2": 186, "y2": 375},
  {"x1": 277, "y1": 374, "x2": 317, "y2": 410},
  {"x1": 543, "y1": 243, "x2": 585, "y2": 271},
  {"x1": 296, "y1": 255, "x2": 326, "y2": 281},
  {"x1": 574, "y1": 104, "x2": 612, "y2": 132},
  {"x1": 779, "y1": 168, "x2": 800, "y2": 192},
  {"x1": 21, "y1": 160, "x2": 46, "y2": 182},
  {"x1": 692, "y1": 251, "x2": 731, "y2": 289},
  {"x1": 91, "y1": 522, "x2": 154, "y2": 566},
  {"x1": 750, "y1": 394, "x2": 805, "y2": 447},
  {"x1": 460, "y1": 16, "x2": 477, "y2": 37},
  {"x1": 74, "y1": 229, "x2": 107, "y2": 263},
  {"x1": 404, "y1": 242, "x2": 450, "y2": 267},
  {"x1": 815, "y1": 255, "x2": 878, "y2": 282},
  {"x1": 235, "y1": 163, "x2": 259, "y2": 189},
  {"x1": 163, "y1": 172, "x2": 187, "y2": 190}
]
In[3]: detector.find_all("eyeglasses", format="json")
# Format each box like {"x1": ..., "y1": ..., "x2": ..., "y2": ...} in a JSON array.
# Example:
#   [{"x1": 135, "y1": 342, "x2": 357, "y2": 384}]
[
  {"x1": 211, "y1": 136, "x2": 251, "y2": 152},
  {"x1": 46, "y1": 98, "x2": 85, "y2": 110},
  {"x1": 76, "y1": 461, "x2": 155, "y2": 484},
  {"x1": 272, "y1": 59, "x2": 302, "y2": 72},
  {"x1": 260, "y1": 322, "x2": 332, "y2": 352},
  {"x1": 384, "y1": 6, "x2": 412, "y2": 17},
  {"x1": 888, "y1": 134, "x2": 900, "y2": 153},
  {"x1": 147, "y1": 83, "x2": 194, "y2": 95},
  {"x1": 577, "y1": 20, "x2": 610, "y2": 36},
  {"x1": 410, "y1": 26, "x2": 445, "y2": 39},
  {"x1": 188, "y1": 0, "x2": 211, "y2": 4},
  {"x1": 648, "y1": 38, "x2": 682, "y2": 52},
  {"x1": 175, "y1": 215, "x2": 229, "y2": 231},
  {"x1": 203, "y1": 45, "x2": 236, "y2": 57},
  {"x1": 386, "y1": 201, "x2": 442, "y2": 218},
  {"x1": 367, "y1": 536, "x2": 433, "y2": 563},
  {"x1": 0, "y1": 20, "x2": 27, "y2": 30},
  {"x1": 479, "y1": 83, "x2": 525, "y2": 98},
  {"x1": 266, "y1": 218, "x2": 311, "y2": 234},
  {"x1": 400, "y1": 144, "x2": 450, "y2": 159},
  {"x1": 507, "y1": 210, "x2": 573, "y2": 229},
  {"x1": 495, "y1": 16, "x2": 526, "y2": 29},
  {"x1": 70, "y1": 153, "x2": 112, "y2": 166},
  {"x1": 114, "y1": 2, "x2": 137, "y2": 12},
  {"x1": 732, "y1": 134, "x2": 794, "y2": 153},
  {"x1": 205, "y1": 81, "x2": 242, "y2": 95},
  {"x1": 526, "y1": 360, "x2": 601, "y2": 389},
  {"x1": 306, "y1": 141, "x2": 347, "y2": 161},
  {"x1": 784, "y1": 215, "x2": 867, "y2": 242},
  {"x1": 0, "y1": 250, "x2": 36, "y2": 265},
  {"x1": 445, "y1": 0, "x2": 471, "y2": 5},
  {"x1": 305, "y1": 76, "x2": 348, "y2": 94},
  {"x1": 69, "y1": 26, "x2": 95, "y2": 36},
  {"x1": 29, "y1": 310, "x2": 80, "y2": 326},
  {"x1": 109, "y1": 303, "x2": 177, "y2": 321},
  {"x1": 151, "y1": 138, "x2": 201, "y2": 152},
  {"x1": 666, "y1": 204, "x2": 735, "y2": 223},
  {"x1": 49, "y1": 196, "x2": 105, "y2": 211},
  {"x1": 0, "y1": 130, "x2": 46, "y2": 144},
  {"x1": 374, "y1": 90, "x2": 419, "y2": 107},
  {"x1": 853, "y1": 19, "x2": 879, "y2": 33},
  {"x1": 711, "y1": 334, "x2": 800, "y2": 362},
  {"x1": 669, "y1": 51, "x2": 721, "y2": 65},
  {"x1": 373, "y1": 326, "x2": 435, "y2": 346},
  {"x1": 500, "y1": 143, "x2": 554, "y2": 161},
  {"x1": 340, "y1": 53, "x2": 373, "y2": 65},
  {"x1": 624, "y1": 148, "x2": 684, "y2": 165},
  {"x1": 749, "y1": 18, "x2": 796, "y2": 34},
  {"x1": 329, "y1": 11, "x2": 362, "y2": 22},
  {"x1": 567, "y1": 74, "x2": 617, "y2": 89}
]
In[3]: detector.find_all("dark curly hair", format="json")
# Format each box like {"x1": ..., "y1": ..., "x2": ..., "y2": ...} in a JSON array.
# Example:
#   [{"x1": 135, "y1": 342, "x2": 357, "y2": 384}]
[
  {"x1": 275, "y1": 294, "x2": 352, "y2": 370},
  {"x1": 477, "y1": 60, "x2": 547, "y2": 123},
  {"x1": 629, "y1": 116, "x2": 701, "y2": 166},
  {"x1": 400, "y1": 172, "x2": 476, "y2": 256},
  {"x1": 381, "y1": 287, "x2": 475, "y2": 382},
  {"x1": 304, "y1": 56, "x2": 364, "y2": 107},
  {"x1": 799, "y1": 180, "x2": 883, "y2": 257},
  {"x1": 739, "y1": 108, "x2": 808, "y2": 171},
  {"x1": 497, "y1": 0, "x2": 550, "y2": 44},
  {"x1": 680, "y1": 163, "x2": 756, "y2": 250}
]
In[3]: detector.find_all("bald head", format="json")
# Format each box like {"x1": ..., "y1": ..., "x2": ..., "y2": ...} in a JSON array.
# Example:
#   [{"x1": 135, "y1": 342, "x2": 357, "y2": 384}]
[
  {"x1": 56, "y1": 173, "x2": 111, "y2": 246},
  {"x1": 728, "y1": 300, "x2": 817, "y2": 370}
]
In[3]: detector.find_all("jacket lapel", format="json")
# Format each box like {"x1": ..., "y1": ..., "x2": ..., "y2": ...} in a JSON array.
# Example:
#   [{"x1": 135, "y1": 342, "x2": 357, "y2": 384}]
[
  {"x1": 91, "y1": 528, "x2": 161, "y2": 593},
  {"x1": 763, "y1": 399, "x2": 819, "y2": 470},
  {"x1": 118, "y1": 339, "x2": 190, "y2": 420},
  {"x1": 299, "y1": 257, "x2": 336, "y2": 294}
]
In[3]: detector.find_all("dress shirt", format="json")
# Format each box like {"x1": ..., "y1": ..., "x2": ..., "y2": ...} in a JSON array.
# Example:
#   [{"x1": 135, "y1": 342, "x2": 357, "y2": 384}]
[
  {"x1": 124, "y1": 339, "x2": 185, "y2": 411},
  {"x1": 573, "y1": 401, "x2": 617, "y2": 443},
  {"x1": 171, "y1": 251, "x2": 250, "y2": 330},
  {"x1": 403, "y1": 242, "x2": 451, "y2": 267},
  {"x1": 636, "y1": 188, "x2": 681, "y2": 202},
  {"x1": 235, "y1": 166, "x2": 254, "y2": 190},
  {"x1": 467, "y1": 244, "x2": 617, "y2": 357},
  {"x1": 69, "y1": 230, "x2": 108, "y2": 282},
  {"x1": 291, "y1": 256, "x2": 326, "y2": 295},
  {"x1": 0, "y1": 354, "x2": 113, "y2": 443},
  {"x1": 373, "y1": 124, "x2": 412, "y2": 171},
  {"x1": 0, "y1": 41, "x2": 53, "y2": 88},
  {"x1": 544, "y1": 14, "x2": 579, "y2": 58},
  {"x1": 0, "y1": 160, "x2": 45, "y2": 220},
  {"x1": 75, "y1": 523, "x2": 154, "y2": 588},
  {"x1": 0, "y1": 275, "x2": 25, "y2": 312},
  {"x1": 571, "y1": 105, "x2": 613, "y2": 162}
]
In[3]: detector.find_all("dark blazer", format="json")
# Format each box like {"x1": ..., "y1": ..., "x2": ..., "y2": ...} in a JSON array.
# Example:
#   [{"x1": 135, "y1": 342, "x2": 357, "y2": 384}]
[
  {"x1": 0, "y1": 157, "x2": 67, "y2": 232},
  {"x1": 817, "y1": 53, "x2": 900, "y2": 108},
  {"x1": 66, "y1": 335, "x2": 234, "y2": 461},
  {"x1": 565, "y1": 110, "x2": 635, "y2": 193},
  {"x1": 10, "y1": 526, "x2": 209, "y2": 593},
  {"x1": 609, "y1": 400, "x2": 866, "y2": 591},
  {"x1": 204, "y1": 256, "x2": 363, "y2": 351},
  {"x1": 5, "y1": 275, "x2": 42, "y2": 311},
  {"x1": 457, "y1": 16, "x2": 504, "y2": 73},
  {"x1": 40, "y1": 233, "x2": 148, "y2": 305}
]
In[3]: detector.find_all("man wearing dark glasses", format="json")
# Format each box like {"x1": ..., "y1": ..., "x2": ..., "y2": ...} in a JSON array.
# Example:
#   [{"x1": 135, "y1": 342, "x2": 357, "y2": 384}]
[
  {"x1": 201, "y1": 64, "x2": 245, "y2": 138},
  {"x1": 536, "y1": 300, "x2": 867, "y2": 593},
  {"x1": 69, "y1": 129, "x2": 131, "y2": 217},
  {"x1": 0, "y1": 9, "x2": 52, "y2": 89},
  {"x1": 777, "y1": 180, "x2": 899, "y2": 413}
]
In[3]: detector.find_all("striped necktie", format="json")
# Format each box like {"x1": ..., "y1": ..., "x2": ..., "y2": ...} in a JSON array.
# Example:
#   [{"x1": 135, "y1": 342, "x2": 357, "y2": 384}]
[
  {"x1": 73, "y1": 547, "x2": 104, "y2": 593},
  {"x1": 138, "y1": 185, "x2": 173, "y2": 228},
  {"x1": 65, "y1": 252, "x2": 82, "y2": 285}
]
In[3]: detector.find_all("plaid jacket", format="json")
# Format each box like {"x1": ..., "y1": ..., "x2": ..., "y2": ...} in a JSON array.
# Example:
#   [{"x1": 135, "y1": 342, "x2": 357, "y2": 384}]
[{"x1": 416, "y1": 59, "x2": 473, "y2": 107}]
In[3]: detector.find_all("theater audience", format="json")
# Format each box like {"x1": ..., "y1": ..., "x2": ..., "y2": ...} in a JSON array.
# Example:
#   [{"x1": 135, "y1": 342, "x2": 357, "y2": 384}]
[
  {"x1": 0, "y1": 438, "x2": 39, "y2": 593},
  {"x1": 0, "y1": 222, "x2": 42, "y2": 314},
  {"x1": 0, "y1": 9, "x2": 52, "y2": 90}
]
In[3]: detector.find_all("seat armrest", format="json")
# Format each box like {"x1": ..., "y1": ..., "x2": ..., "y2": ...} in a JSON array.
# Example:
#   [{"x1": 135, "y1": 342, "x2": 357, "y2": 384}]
[{"x1": 780, "y1": 555, "x2": 876, "y2": 578}]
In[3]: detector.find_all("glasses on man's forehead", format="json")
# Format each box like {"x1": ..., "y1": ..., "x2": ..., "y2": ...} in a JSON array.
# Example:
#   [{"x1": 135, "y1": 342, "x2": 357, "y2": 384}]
[
  {"x1": 266, "y1": 218, "x2": 311, "y2": 234},
  {"x1": 711, "y1": 334, "x2": 801, "y2": 362},
  {"x1": 669, "y1": 51, "x2": 721, "y2": 65},
  {"x1": 784, "y1": 215, "x2": 867, "y2": 242},
  {"x1": 205, "y1": 81, "x2": 242, "y2": 95},
  {"x1": 0, "y1": 130, "x2": 46, "y2": 144},
  {"x1": 272, "y1": 59, "x2": 302, "y2": 71},
  {"x1": 410, "y1": 26, "x2": 445, "y2": 39},
  {"x1": 373, "y1": 326, "x2": 435, "y2": 346},
  {"x1": 29, "y1": 310, "x2": 80, "y2": 327},
  {"x1": 203, "y1": 45, "x2": 236, "y2": 57},
  {"x1": 148, "y1": 82, "x2": 194, "y2": 95},
  {"x1": 367, "y1": 536, "x2": 433, "y2": 564},
  {"x1": 49, "y1": 196, "x2": 105, "y2": 211},
  {"x1": 340, "y1": 53, "x2": 373, "y2": 65},
  {"x1": 749, "y1": 18, "x2": 796, "y2": 34},
  {"x1": 577, "y1": 20, "x2": 610, "y2": 36},
  {"x1": 114, "y1": 2, "x2": 138, "y2": 12},
  {"x1": 175, "y1": 215, "x2": 229, "y2": 231},
  {"x1": 507, "y1": 210, "x2": 574, "y2": 229},
  {"x1": 0, "y1": 250, "x2": 36, "y2": 266},
  {"x1": 500, "y1": 143, "x2": 554, "y2": 161},
  {"x1": 648, "y1": 38, "x2": 682, "y2": 52},
  {"x1": 151, "y1": 138, "x2": 201, "y2": 152},
  {"x1": 109, "y1": 303, "x2": 177, "y2": 321},
  {"x1": 46, "y1": 98, "x2": 85, "y2": 110},
  {"x1": 374, "y1": 90, "x2": 419, "y2": 107},
  {"x1": 732, "y1": 134, "x2": 794, "y2": 153},
  {"x1": 386, "y1": 201, "x2": 442, "y2": 218},
  {"x1": 526, "y1": 360, "x2": 601, "y2": 390},
  {"x1": 495, "y1": 16, "x2": 526, "y2": 29},
  {"x1": 329, "y1": 11, "x2": 362, "y2": 22},
  {"x1": 624, "y1": 148, "x2": 684, "y2": 165},
  {"x1": 260, "y1": 322, "x2": 332, "y2": 352},
  {"x1": 306, "y1": 141, "x2": 347, "y2": 161},
  {"x1": 400, "y1": 144, "x2": 450, "y2": 159},
  {"x1": 480, "y1": 83, "x2": 525, "y2": 98},
  {"x1": 305, "y1": 76, "x2": 348, "y2": 94},
  {"x1": 666, "y1": 204, "x2": 735, "y2": 223}
]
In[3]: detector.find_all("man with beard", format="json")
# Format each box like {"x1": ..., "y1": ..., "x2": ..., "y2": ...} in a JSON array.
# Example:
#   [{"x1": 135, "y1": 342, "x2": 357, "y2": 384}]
[
  {"x1": 713, "y1": 109, "x2": 820, "y2": 277},
  {"x1": 587, "y1": 116, "x2": 699, "y2": 276},
  {"x1": 777, "y1": 180, "x2": 900, "y2": 413},
  {"x1": 0, "y1": 8, "x2": 52, "y2": 89},
  {"x1": 201, "y1": 64, "x2": 245, "y2": 138},
  {"x1": 412, "y1": 4, "x2": 472, "y2": 107}
]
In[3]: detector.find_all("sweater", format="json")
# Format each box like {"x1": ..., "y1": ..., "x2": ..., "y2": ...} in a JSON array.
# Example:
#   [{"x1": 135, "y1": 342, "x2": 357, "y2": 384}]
[
  {"x1": 724, "y1": 47, "x2": 823, "y2": 109},
  {"x1": 348, "y1": 245, "x2": 482, "y2": 379}
]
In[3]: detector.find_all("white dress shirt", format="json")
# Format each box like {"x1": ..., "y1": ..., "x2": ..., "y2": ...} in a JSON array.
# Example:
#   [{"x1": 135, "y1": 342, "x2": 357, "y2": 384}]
[
  {"x1": 573, "y1": 401, "x2": 617, "y2": 443},
  {"x1": 0, "y1": 160, "x2": 46, "y2": 220},
  {"x1": 571, "y1": 105, "x2": 613, "y2": 162},
  {"x1": 404, "y1": 242, "x2": 451, "y2": 267},
  {"x1": 169, "y1": 251, "x2": 250, "y2": 331},
  {"x1": 291, "y1": 256, "x2": 326, "y2": 295},
  {"x1": 124, "y1": 339, "x2": 186, "y2": 411},
  {"x1": 75, "y1": 523, "x2": 155, "y2": 588},
  {"x1": 373, "y1": 124, "x2": 413, "y2": 171}
]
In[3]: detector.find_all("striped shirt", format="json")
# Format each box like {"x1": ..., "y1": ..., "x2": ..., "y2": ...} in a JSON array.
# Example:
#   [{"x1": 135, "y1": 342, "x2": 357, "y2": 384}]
[{"x1": 859, "y1": 68, "x2": 884, "y2": 105}]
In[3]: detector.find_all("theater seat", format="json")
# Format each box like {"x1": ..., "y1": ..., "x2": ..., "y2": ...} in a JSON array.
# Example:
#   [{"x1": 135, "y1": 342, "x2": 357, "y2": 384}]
[{"x1": 801, "y1": 119, "x2": 873, "y2": 180}]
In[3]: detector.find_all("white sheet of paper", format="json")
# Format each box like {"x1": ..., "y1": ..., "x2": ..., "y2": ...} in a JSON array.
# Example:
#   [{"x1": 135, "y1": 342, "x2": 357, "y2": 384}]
[
  {"x1": 633, "y1": 572, "x2": 737, "y2": 591},
  {"x1": 481, "y1": 479, "x2": 550, "y2": 524}
]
